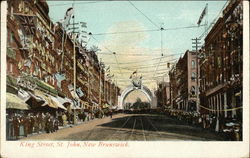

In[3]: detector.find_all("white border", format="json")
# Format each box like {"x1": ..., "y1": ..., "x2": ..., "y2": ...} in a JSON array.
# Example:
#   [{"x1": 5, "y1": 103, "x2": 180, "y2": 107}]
[{"x1": 0, "y1": 1, "x2": 249, "y2": 158}]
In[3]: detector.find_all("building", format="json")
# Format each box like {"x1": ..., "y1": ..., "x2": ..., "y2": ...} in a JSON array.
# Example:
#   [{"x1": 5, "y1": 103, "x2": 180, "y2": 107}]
[
  {"x1": 199, "y1": 0, "x2": 243, "y2": 120},
  {"x1": 155, "y1": 81, "x2": 170, "y2": 108},
  {"x1": 169, "y1": 50, "x2": 199, "y2": 112},
  {"x1": 6, "y1": 0, "x2": 120, "y2": 115}
]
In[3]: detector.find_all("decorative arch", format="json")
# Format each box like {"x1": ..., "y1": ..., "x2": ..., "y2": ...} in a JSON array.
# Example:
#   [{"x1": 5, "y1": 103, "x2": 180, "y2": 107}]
[{"x1": 120, "y1": 85, "x2": 153, "y2": 108}]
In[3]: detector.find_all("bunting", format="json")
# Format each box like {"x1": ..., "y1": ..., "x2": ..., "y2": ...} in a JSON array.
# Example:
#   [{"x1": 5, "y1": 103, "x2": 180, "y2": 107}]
[{"x1": 17, "y1": 15, "x2": 37, "y2": 35}]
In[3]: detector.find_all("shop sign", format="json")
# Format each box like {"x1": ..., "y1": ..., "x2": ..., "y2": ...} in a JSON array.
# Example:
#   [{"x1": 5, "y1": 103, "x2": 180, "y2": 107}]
[{"x1": 17, "y1": 77, "x2": 37, "y2": 90}]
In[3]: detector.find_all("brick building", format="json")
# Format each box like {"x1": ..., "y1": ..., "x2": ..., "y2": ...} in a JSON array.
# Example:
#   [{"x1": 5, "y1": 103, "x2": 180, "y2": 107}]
[
  {"x1": 6, "y1": 0, "x2": 120, "y2": 114},
  {"x1": 169, "y1": 50, "x2": 199, "y2": 112},
  {"x1": 199, "y1": 0, "x2": 243, "y2": 120}
]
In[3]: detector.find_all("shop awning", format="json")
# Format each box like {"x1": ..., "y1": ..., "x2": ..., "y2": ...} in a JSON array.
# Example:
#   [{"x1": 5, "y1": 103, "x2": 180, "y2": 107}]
[
  {"x1": 33, "y1": 90, "x2": 58, "y2": 109},
  {"x1": 50, "y1": 96, "x2": 67, "y2": 110},
  {"x1": 6, "y1": 93, "x2": 30, "y2": 110},
  {"x1": 55, "y1": 96, "x2": 72, "y2": 105},
  {"x1": 18, "y1": 89, "x2": 30, "y2": 102},
  {"x1": 28, "y1": 91, "x2": 44, "y2": 102}
]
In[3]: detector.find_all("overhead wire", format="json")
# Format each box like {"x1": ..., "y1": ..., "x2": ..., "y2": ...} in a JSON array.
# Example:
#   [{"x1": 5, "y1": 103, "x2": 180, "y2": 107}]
[
  {"x1": 102, "y1": 54, "x2": 181, "y2": 65},
  {"x1": 91, "y1": 35, "x2": 123, "y2": 75},
  {"x1": 49, "y1": 1, "x2": 107, "y2": 7},
  {"x1": 153, "y1": 26, "x2": 164, "y2": 78},
  {"x1": 127, "y1": 0, "x2": 160, "y2": 29},
  {"x1": 91, "y1": 29, "x2": 159, "y2": 36},
  {"x1": 91, "y1": 25, "x2": 206, "y2": 36},
  {"x1": 103, "y1": 56, "x2": 179, "y2": 65}
]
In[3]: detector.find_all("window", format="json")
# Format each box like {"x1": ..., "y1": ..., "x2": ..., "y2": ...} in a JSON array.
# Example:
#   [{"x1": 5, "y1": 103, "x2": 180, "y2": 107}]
[
  {"x1": 191, "y1": 60, "x2": 196, "y2": 69},
  {"x1": 9, "y1": 63, "x2": 13, "y2": 73},
  {"x1": 191, "y1": 86, "x2": 196, "y2": 96},
  {"x1": 10, "y1": 32, "x2": 14, "y2": 44},
  {"x1": 191, "y1": 72, "x2": 196, "y2": 81}
]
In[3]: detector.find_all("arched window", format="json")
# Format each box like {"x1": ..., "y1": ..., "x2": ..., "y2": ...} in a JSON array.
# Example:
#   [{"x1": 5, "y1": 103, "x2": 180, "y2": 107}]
[
  {"x1": 191, "y1": 60, "x2": 196, "y2": 69},
  {"x1": 191, "y1": 86, "x2": 196, "y2": 95},
  {"x1": 191, "y1": 72, "x2": 196, "y2": 81}
]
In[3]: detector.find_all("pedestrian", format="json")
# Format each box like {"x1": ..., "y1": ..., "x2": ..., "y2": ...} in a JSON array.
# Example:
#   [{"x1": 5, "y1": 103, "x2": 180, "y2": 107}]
[
  {"x1": 41, "y1": 112, "x2": 46, "y2": 132},
  {"x1": 13, "y1": 115, "x2": 20, "y2": 139},
  {"x1": 50, "y1": 116, "x2": 55, "y2": 133},
  {"x1": 62, "y1": 113, "x2": 67, "y2": 126},
  {"x1": 6, "y1": 113, "x2": 14, "y2": 140},
  {"x1": 110, "y1": 110, "x2": 113, "y2": 118},
  {"x1": 24, "y1": 115, "x2": 30, "y2": 137},
  {"x1": 38, "y1": 112, "x2": 43, "y2": 132},
  {"x1": 45, "y1": 114, "x2": 51, "y2": 133},
  {"x1": 19, "y1": 116, "x2": 25, "y2": 137},
  {"x1": 33, "y1": 114, "x2": 39, "y2": 133},
  {"x1": 54, "y1": 117, "x2": 59, "y2": 131}
]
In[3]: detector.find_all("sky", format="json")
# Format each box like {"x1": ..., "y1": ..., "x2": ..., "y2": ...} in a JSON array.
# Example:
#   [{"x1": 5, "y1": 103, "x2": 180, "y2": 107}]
[{"x1": 47, "y1": 1, "x2": 228, "y2": 95}]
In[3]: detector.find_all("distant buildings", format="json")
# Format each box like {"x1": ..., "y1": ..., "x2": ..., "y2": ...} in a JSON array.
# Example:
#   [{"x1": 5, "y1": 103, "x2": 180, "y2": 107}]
[
  {"x1": 161, "y1": 0, "x2": 243, "y2": 121},
  {"x1": 168, "y1": 50, "x2": 199, "y2": 111},
  {"x1": 6, "y1": 0, "x2": 120, "y2": 114},
  {"x1": 155, "y1": 81, "x2": 170, "y2": 108}
]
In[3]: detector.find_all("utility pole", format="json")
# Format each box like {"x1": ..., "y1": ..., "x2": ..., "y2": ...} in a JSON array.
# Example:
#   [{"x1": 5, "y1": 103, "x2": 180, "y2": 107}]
[
  {"x1": 192, "y1": 38, "x2": 201, "y2": 113},
  {"x1": 67, "y1": 2, "x2": 86, "y2": 124},
  {"x1": 72, "y1": 8, "x2": 78, "y2": 125},
  {"x1": 99, "y1": 59, "x2": 102, "y2": 109}
]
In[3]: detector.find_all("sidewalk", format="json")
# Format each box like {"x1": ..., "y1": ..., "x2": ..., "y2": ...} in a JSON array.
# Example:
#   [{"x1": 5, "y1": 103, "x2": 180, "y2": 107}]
[{"x1": 19, "y1": 113, "x2": 126, "y2": 140}]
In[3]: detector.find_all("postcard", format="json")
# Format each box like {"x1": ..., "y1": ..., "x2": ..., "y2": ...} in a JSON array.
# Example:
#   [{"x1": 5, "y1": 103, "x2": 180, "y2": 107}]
[{"x1": 0, "y1": 0, "x2": 249, "y2": 158}]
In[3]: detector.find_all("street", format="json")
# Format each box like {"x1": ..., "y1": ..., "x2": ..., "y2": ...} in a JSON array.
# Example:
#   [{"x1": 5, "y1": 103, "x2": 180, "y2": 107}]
[{"x1": 22, "y1": 113, "x2": 225, "y2": 141}]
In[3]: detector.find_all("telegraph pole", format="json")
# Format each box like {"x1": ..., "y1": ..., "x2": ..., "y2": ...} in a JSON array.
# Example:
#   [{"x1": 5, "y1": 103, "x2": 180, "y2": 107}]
[
  {"x1": 192, "y1": 38, "x2": 201, "y2": 112},
  {"x1": 68, "y1": 1, "x2": 85, "y2": 124},
  {"x1": 72, "y1": 4, "x2": 78, "y2": 125},
  {"x1": 99, "y1": 59, "x2": 102, "y2": 109}
]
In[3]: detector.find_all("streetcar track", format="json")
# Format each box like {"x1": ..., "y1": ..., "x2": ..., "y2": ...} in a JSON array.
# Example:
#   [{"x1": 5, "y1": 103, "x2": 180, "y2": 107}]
[
  {"x1": 107, "y1": 116, "x2": 131, "y2": 140},
  {"x1": 145, "y1": 116, "x2": 162, "y2": 137},
  {"x1": 128, "y1": 118, "x2": 137, "y2": 140},
  {"x1": 140, "y1": 117, "x2": 146, "y2": 141}
]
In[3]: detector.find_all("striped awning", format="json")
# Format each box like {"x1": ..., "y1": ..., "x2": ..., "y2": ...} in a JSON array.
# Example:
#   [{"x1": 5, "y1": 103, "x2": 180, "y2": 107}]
[{"x1": 6, "y1": 93, "x2": 30, "y2": 110}]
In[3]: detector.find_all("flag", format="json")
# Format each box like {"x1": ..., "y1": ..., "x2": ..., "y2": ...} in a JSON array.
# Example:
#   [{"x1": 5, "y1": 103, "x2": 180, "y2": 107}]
[
  {"x1": 80, "y1": 22, "x2": 87, "y2": 28},
  {"x1": 68, "y1": 84, "x2": 74, "y2": 91},
  {"x1": 65, "y1": 7, "x2": 74, "y2": 17},
  {"x1": 167, "y1": 62, "x2": 170, "y2": 68},
  {"x1": 106, "y1": 66, "x2": 110, "y2": 73},
  {"x1": 63, "y1": 7, "x2": 74, "y2": 28},
  {"x1": 197, "y1": 5, "x2": 207, "y2": 26},
  {"x1": 132, "y1": 70, "x2": 137, "y2": 74},
  {"x1": 76, "y1": 87, "x2": 84, "y2": 98},
  {"x1": 17, "y1": 15, "x2": 36, "y2": 35},
  {"x1": 55, "y1": 73, "x2": 66, "y2": 88},
  {"x1": 24, "y1": 59, "x2": 32, "y2": 68}
]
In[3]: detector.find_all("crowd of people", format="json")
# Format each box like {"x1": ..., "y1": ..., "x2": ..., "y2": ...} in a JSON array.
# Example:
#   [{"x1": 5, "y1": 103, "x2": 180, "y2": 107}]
[
  {"x1": 6, "y1": 109, "x2": 114, "y2": 140},
  {"x1": 164, "y1": 109, "x2": 242, "y2": 141},
  {"x1": 6, "y1": 112, "x2": 59, "y2": 140}
]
